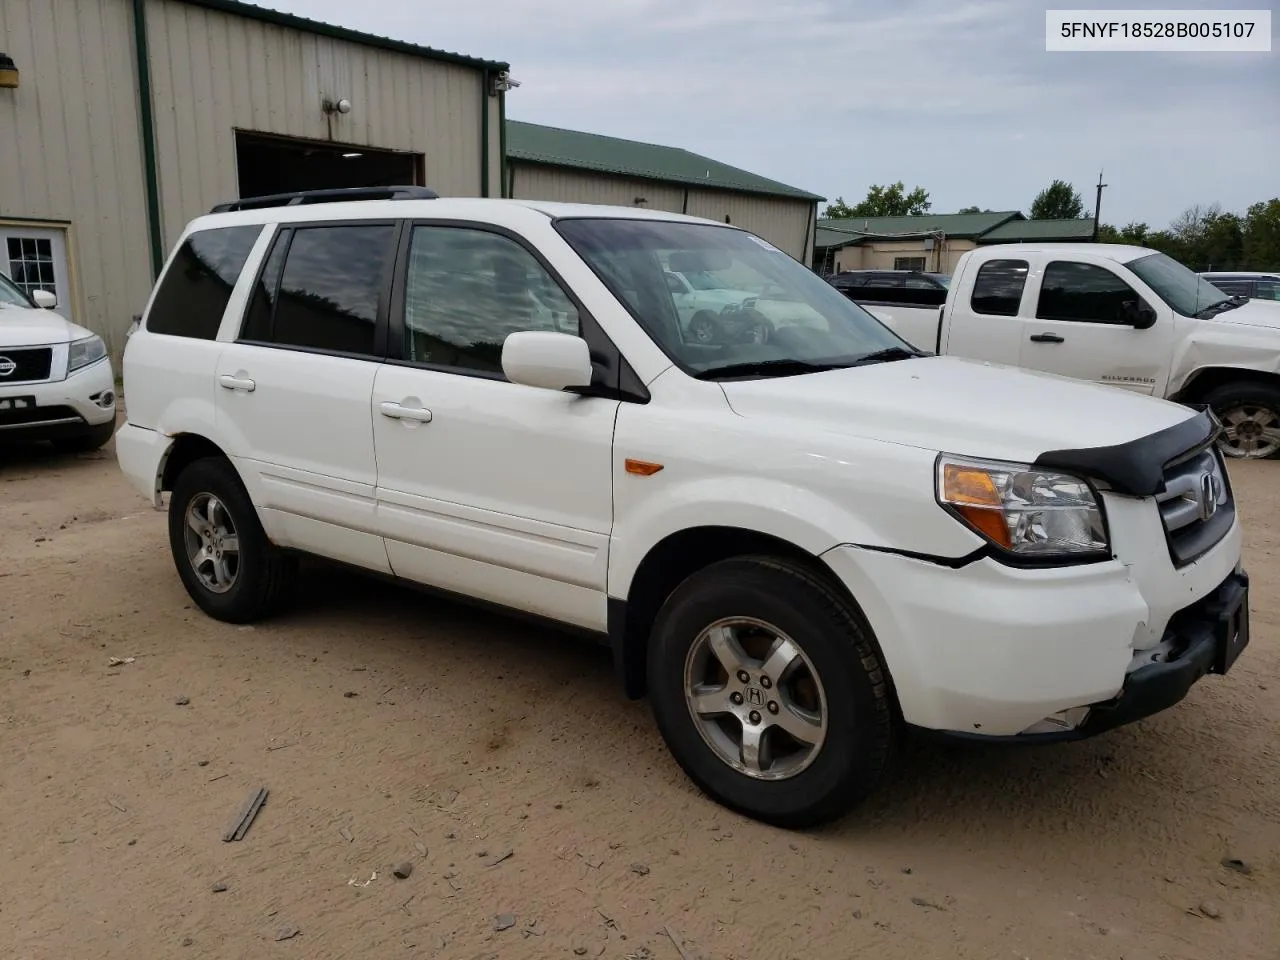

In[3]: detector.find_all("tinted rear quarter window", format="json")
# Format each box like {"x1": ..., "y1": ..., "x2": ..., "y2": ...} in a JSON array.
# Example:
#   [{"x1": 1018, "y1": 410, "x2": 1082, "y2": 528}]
[
  {"x1": 147, "y1": 225, "x2": 263, "y2": 338},
  {"x1": 241, "y1": 224, "x2": 396, "y2": 356},
  {"x1": 970, "y1": 259, "x2": 1028, "y2": 316}
]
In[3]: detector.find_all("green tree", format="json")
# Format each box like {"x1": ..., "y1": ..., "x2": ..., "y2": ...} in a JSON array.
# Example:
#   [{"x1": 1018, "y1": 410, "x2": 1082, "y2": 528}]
[
  {"x1": 1098, "y1": 221, "x2": 1151, "y2": 245},
  {"x1": 823, "y1": 182, "x2": 931, "y2": 219},
  {"x1": 1243, "y1": 198, "x2": 1280, "y2": 269},
  {"x1": 1030, "y1": 179, "x2": 1085, "y2": 220}
]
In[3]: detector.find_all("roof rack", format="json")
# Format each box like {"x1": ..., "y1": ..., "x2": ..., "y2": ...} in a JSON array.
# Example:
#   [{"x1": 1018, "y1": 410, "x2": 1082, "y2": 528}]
[{"x1": 209, "y1": 185, "x2": 439, "y2": 214}]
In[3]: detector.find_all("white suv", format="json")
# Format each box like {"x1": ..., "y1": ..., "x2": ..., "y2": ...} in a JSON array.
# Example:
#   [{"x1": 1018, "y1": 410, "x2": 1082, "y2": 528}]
[
  {"x1": 1, "y1": 271, "x2": 116, "y2": 451},
  {"x1": 116, "y1": 187, "x2": 1250, "y2": 827}
]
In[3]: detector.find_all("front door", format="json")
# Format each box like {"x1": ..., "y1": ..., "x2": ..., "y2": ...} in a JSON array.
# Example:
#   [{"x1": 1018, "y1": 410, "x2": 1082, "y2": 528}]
[
  {"x1": 1018, "y1": 259, "x2": 1174, "y2": 395},
  {"x1": 1, "y1": 225, "x2": 71, "y2": 319},
  {"x1": 371, "y1": 222, "x2": 617, "y2": 631}
]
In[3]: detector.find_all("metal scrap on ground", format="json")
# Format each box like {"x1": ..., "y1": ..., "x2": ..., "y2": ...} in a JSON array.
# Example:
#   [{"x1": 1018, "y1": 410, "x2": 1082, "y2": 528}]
[{"x1": 222, "y1": 786, "x2": 268, "y2": 842}]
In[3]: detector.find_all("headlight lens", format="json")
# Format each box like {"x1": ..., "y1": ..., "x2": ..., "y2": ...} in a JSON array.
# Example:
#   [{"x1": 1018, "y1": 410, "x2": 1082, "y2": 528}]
[
  {"x1": 937, "y1": 455, "x2": 1109, "y2": 558},
  {"x1": 68, "y1": 335, "x2": 107, "y2": 372}
]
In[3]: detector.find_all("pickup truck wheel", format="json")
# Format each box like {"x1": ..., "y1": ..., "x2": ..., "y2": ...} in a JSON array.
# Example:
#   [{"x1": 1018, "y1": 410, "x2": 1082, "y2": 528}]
[
  {"x1": 167, "y1": 456, "x2": 297, "y2": 622},
  {"x1": 1203, "y1": 383, "x2": 1280, "y2": 459},
  {"x1": 689, "y1": 311, "x2": 721, "y2": 345},
  {"x1": 647, "y1": 556, "x2": 894, "y2": 828}
]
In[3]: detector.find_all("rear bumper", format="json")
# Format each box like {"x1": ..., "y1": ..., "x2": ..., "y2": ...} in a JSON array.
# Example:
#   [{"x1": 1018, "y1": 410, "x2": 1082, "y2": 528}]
[
  {"x1": 115, "y1": 421, "x2": 172, "y2": 505},
  {"x1": 0, "y1": 357, "x2": 116, "y2": 439}
]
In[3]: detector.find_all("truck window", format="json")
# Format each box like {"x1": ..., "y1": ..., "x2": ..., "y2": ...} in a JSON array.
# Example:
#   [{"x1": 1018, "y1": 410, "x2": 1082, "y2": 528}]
[
  {"x1": 1206, "y1": 278, "x2": 1252, "y2": 297},
  {"x1": 970, "y1": 259, "x2": 1028, "y2": 316},
  {"x1": 1037, "y1": 261, "x2": 1143, "y2": 325},
  {"x1": 1256, "y1": 280, "x2": 1279, "y2": 302}
]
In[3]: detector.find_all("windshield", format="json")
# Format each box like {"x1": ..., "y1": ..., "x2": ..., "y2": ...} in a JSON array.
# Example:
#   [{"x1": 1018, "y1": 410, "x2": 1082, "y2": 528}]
[
  {"x1": 1127, "y1": 251, "x2": 1232, "y2": 317},
  {"x1": 555, "y1": 219, "x2": 911, "y2": 377},
  {"x1": 926, "y1": 273, "x2": 951, "y2": 289},
  {"x1": 0, "y1": 270, "x2": 33, "y2": 308}
]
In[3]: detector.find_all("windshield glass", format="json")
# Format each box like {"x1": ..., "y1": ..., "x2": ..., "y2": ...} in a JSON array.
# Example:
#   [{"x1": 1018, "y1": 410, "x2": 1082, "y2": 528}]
[
  {"x1": 926, "y1": 273, "x2": 951, "y2": 289},
  {"x1": 1127, "y1": 251, "x2": 1232, "y2": 317},
  {"x1": 555, "y1": 218, "x2": 909, "y2": 376},
  {"x1": 0, "y1": 270, "x2": 33, "y2": 308}
]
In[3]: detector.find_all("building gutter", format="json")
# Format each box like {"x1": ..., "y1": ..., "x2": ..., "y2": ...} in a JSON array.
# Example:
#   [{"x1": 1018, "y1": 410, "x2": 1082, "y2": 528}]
[
  {"x1": 498, "y1": 88, "x2": 507, "y2": 198},
  {"x1": 801, "y1": 201, "x2": 815, "y2": 267},
  {"x1": 480, "y1": 71, "x2": 490, "y2": 198},
  {"x1": 131, "y1": 0, "x2": 165, "y2": 278}
]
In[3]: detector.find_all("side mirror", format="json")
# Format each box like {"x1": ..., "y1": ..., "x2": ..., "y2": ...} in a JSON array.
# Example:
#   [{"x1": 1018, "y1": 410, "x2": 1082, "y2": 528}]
[
  {"x1": 501, "y1": 331, "x2": 593, "y2": 391},
  {"x1": 31, "y1": 288, "x2": 57, "y2": 309},
  {"x1": 1120, "y1": 299, "x2": 1157, "y2": 329}
]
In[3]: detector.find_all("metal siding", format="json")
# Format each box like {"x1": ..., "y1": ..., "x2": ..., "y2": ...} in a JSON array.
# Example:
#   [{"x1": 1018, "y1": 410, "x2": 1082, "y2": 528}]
[
  {"x1": 511, "y1": 164, "x2": 685, "y2": 212},
  {"x1": 146, "y1": 0, "x2": 490, "y2": 247},
  {"x1": 0, "y1": 0, "x2": 151, "y2": 358},
  {"x1": 684, "y1": 190, "x2": 812, "y2": 262}
]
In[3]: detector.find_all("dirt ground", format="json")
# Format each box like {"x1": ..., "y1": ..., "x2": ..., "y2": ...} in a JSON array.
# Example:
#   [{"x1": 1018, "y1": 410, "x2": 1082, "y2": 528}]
[{"x1": 1, "y1": 422, "x2": 1277, "y2": 960}]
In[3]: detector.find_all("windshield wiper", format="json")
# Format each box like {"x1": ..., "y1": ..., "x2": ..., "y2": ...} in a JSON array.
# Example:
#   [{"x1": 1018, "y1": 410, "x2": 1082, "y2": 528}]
[
  {"x1": 848, "y1": 346, "x2": 923, "y2": 366},
  {"x1": 1196, "y1": 295, "x2": 1248, "y2": 319},
  {"x1": 693, "y1": 358, "x2": 852, "y2": 380}
]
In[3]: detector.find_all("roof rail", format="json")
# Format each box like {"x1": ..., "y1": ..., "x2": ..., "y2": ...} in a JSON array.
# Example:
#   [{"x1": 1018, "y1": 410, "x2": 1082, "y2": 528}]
[{"x1": 209, "y1": 185, "x2": 439, "y2": 214}]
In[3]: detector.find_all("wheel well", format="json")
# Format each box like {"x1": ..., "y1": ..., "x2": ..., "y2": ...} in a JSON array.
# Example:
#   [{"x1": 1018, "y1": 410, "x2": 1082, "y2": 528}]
[
  {"x1": 160, "y1": 434, "x2": 229, "y2": 492},
  {"x1": 612, "y1": 526, "x2": 849, "y2": 700},
  {"x1": 1175, "y1": 367, "x2": 1280, "y2": 403}
]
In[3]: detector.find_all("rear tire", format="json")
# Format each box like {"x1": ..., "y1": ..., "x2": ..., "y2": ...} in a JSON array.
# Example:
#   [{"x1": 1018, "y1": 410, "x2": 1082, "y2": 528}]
[
  {"x1": 1202, "y1": 381, "x2": 1280, "y2": 460},
  {"x1": 647, "y1": 555, "x2": 894, "y2": 828},
  {"x1": 167, "y1": 456, "x2": 297, "y2": 622}
]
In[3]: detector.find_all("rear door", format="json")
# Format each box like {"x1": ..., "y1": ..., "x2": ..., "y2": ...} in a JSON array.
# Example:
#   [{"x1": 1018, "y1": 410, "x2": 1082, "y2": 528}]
[
  {"x1": 1017, "y1": 258, "x2": 1175, "y2": 395},
  {"x1": 940, "y1": 257, "x2": 1028, "y2": 365},
  {"x1": 214, "y1": 220, "x2": 399, "y2": 572}
]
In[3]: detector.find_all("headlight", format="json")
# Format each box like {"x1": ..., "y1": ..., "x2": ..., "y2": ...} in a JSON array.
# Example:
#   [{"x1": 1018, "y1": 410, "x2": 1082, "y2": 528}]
[
  {"x1": 936, "y1": 454, "x2": 1109, "y2": 559},
  {"x1": 68, "y1": 335, "x2": 107, "y2": 372}
]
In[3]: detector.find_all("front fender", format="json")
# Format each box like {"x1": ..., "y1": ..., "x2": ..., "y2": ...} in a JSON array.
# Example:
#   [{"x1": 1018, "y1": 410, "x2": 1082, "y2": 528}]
[{"x1": 1170, "y1": 331, "x2": 1280, "y2": 396}]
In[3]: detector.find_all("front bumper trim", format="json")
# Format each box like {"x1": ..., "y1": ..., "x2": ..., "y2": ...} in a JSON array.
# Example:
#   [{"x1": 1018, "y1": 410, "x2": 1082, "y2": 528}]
[{"x1": 911, "y1": 568, "x2": 1250, "y2": 745}]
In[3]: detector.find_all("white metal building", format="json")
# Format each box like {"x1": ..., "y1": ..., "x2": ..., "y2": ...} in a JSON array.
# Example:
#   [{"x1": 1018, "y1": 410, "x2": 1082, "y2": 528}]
[
  {"x1": 506, "y1": 121, "x2": 823, "y2": 264},
  {"x1": 0, "y1": 0, "x2": 509, "y2": 358}
]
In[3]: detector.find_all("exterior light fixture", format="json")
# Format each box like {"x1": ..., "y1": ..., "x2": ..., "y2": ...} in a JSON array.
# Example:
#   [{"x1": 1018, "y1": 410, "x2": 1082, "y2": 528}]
[
  {"x1": 322, "y1": 97, "x2": 352, "y2": 115},
  {"x1": 0, "y1": 53, "x2": 18, "y2": 89},
  {"x1": 490, "y1": 71, "x2": 520, "y2": 94}
]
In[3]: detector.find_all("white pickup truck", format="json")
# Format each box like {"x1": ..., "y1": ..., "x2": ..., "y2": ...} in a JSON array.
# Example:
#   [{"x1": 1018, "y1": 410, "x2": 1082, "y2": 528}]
[{"x1": 851, "y1": 244, "x2": 1280, "y2": 459}]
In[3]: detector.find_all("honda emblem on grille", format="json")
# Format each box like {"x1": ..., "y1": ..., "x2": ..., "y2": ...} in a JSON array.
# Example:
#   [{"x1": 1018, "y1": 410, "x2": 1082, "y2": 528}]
[
  {"x1": 1198, "y1": 472, "x2": 1222, "y2": 522},
  {"x1": 0, "y1": 356, "x2": 15, "y2": 377}
]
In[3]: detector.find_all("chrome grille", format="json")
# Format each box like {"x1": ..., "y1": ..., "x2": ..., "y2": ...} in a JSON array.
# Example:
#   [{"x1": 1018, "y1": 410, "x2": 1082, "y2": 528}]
[{"x1": 1155, "y1": 445, "x2": 1233, "y2": 566}]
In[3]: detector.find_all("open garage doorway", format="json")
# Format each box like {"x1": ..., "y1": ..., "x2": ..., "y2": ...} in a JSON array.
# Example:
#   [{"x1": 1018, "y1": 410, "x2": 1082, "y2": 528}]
[{"x1": 234, "y1": 131, "x2": 424, "y2": 199}]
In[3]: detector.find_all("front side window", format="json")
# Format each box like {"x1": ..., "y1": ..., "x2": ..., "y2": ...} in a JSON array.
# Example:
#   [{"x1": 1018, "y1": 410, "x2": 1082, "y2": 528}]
[
  {"x1": 147, "y1": 225, "x2": 263, "y2": 339},
  {"x1": 1037, "y1": 261, "x2": 1145, "y2": 325},
  {"x1": 970, "y1": 259, "x2": 1028, "y2": 316},
  {"x1": 555, "y1": 218, "x2": 908, "y2": 379},
  {"x1": 401, "y1": 226, "x2": 579, "y2": 374},
  {"x1": 242, "y1": 224, "x2": 395, "y2": 356},
  {"x1": 1255, "y1": 280, "x2": 1280, "y2": 301}
]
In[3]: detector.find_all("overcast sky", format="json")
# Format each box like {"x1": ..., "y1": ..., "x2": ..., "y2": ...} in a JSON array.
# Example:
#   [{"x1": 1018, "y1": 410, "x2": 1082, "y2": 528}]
[{"x1": 271, "y1": 0, "x2": 1276, "y2": 227}]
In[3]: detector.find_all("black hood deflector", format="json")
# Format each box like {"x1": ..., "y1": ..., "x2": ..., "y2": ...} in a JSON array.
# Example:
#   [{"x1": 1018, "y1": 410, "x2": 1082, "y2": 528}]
[{"x1": 1033, "y1": 407, "x2": 1218, "y2": 497}]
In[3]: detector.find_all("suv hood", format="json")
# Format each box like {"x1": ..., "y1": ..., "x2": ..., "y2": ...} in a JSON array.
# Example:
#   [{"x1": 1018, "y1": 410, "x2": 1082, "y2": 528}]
[
  {"x1": 719, "y1": 355, "x2": 1194, "y2": 466},
  {"x1": 0, "y1": 305, "x2": 92, "y2": 346},
  {"x1": 1211, "y1": 297, "x2": 1280, "y2": 330}
]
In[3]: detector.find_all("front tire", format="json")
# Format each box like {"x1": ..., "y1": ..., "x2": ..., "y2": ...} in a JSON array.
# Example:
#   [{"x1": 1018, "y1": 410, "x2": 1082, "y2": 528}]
[
  {"x1": 168, "y1": 456, "x2": 297, "y2": 622},
  {"x1": 647, "y1": 556, "x2": 894, "y2": 828},
  {"x1": 1203, "y1": 381, "x2": 1280, "y2": 459}
]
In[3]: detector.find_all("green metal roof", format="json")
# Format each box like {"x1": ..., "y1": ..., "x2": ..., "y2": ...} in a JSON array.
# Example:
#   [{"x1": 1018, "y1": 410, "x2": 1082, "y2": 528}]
[
  {"x1": 175, "y1": 0, "x2": 509, "y2": 71},
  {"x1": 506, "y1": 121, "x2": 824, "y2": 202},
  {"x1": 978, "y1": 218, "x2": 1097, "y2": 242},
  {"x1": 815, "y1": 211, "x2": 1022, "y2": 248}
]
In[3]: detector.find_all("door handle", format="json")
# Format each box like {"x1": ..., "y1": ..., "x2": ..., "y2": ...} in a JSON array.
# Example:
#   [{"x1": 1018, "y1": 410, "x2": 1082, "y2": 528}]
[
  {"x1": 1029, "y1": 333, "x2": 1065, "y2": 344},
  {"x1": 379, "y1": 401, "x2": 433, "y2": 423},
  {"x1": 218, "y1": 375, "x2": 256, "y2": 392}
]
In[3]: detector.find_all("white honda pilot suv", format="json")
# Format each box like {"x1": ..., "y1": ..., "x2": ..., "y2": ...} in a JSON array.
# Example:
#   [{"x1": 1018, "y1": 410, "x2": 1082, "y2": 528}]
[{"x1": 117, "y1": 187, "x2": 1250, "y2": 827}]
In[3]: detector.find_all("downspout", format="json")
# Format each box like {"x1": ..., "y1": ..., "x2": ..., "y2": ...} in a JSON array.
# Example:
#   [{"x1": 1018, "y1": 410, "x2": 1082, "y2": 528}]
[
  {"x1": 479, "y1": 70, "x2": 490, "y2": 198},
  {"x1": 131, "y1": 0, "x2": 164, "y2": 278},
  {"x1": 498, "y1": 88, "x2": 507, "y2": 198},
  {"x1": 801, "y1": 200, "x2": 814, "y2": 268},
  {"x1": 681, "y1": 188, "x2": 689, "y2": 214}
]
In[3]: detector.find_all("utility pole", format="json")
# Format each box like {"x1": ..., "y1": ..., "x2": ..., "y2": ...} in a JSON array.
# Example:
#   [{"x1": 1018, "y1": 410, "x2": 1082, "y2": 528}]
[{"x1": 1092, "y1": 170, "x2": 1107, "y2": 241}]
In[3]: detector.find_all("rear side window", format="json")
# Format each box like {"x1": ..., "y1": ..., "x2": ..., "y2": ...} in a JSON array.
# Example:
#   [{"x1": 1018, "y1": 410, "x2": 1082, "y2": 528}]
[
  {"x1": 970, "y1": 259, "x2": 1028, "y2": 316},
  {"x1": 241, "y1": 224, "x2": 396, "y2": 357},
  {"x1": 147, "y1": 225, "x2": 263, "y2": 338},
  {"x1": 1037, "y1": 261, "x2": 1143, "y2": 324}
]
